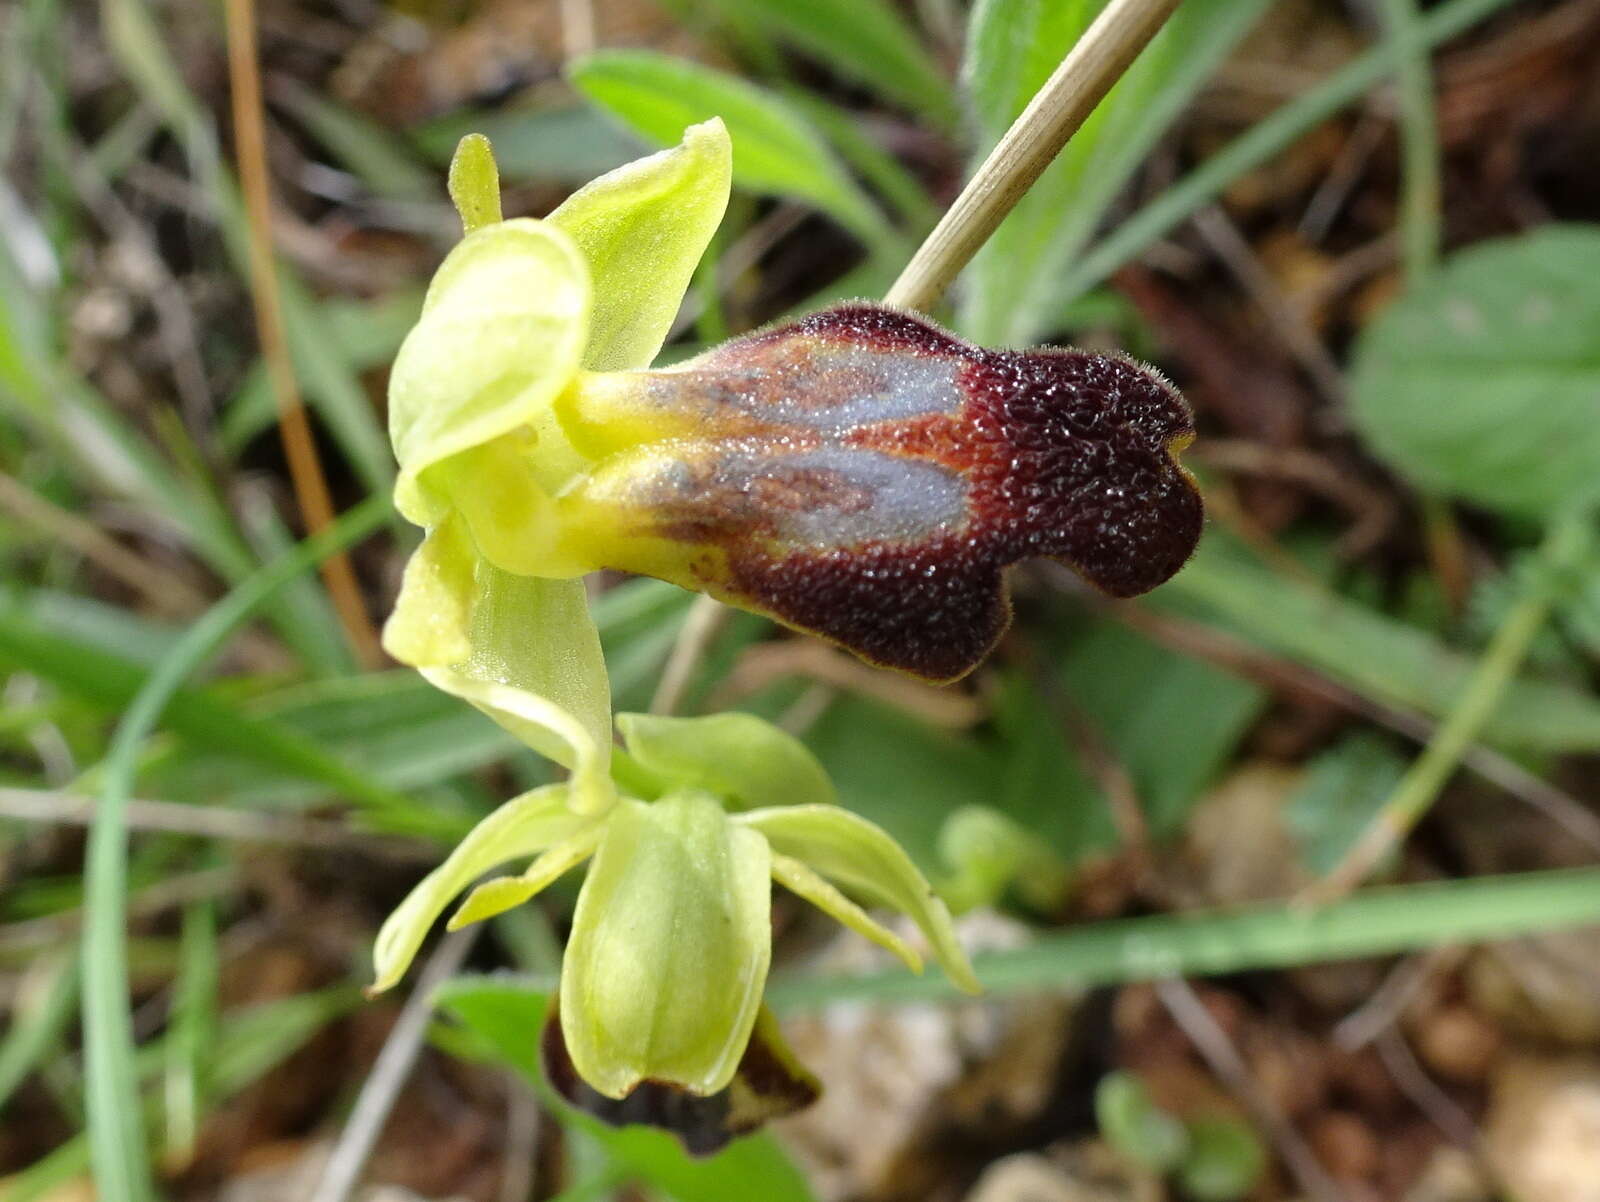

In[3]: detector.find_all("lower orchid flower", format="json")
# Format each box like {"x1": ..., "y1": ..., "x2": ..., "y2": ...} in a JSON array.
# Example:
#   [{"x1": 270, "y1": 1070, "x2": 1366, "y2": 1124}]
[{"x1": 372, "y1": 710, "x2": 977, "y2": 1149}]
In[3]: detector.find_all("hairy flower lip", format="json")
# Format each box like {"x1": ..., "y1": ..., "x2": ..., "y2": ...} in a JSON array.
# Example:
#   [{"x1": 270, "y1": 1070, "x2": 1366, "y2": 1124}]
[{"x1": 555, "y1": 303, "x2": 1202, "y2": 681}]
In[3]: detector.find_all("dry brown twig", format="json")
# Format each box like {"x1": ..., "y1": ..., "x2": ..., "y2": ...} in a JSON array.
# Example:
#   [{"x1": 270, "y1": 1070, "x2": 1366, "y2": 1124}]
[
  {"x1": 1155, "y1": 978, "x2": 1348, "y2": 1202},
  {"x1": 223, "y1": 0, "x2": 382, "y2": 668}
]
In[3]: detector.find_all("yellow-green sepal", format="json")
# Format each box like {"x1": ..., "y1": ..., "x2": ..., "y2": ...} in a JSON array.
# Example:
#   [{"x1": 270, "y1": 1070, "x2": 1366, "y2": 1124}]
[
  {"x1": 382, "y1": 514, "x2": 614, "y2": 811},
  {"x1": 768, "y1": 852, "x2": 921, "y2": 973},
  {"x1": 560, "y1": 791, "x2": 772, "y2": 1099},
  {"x1": 736, "y1": 804, "x2": 981, "y2": 995},
  {"x1": 448, "y1": 823, "x2": 605, "y2": 929},
  {"x1": 549, "y1": 118, "x2": 731, "y2": 372},
  {"x1": 370, "y1": 783, "x2": 585, "y2": 993},
  {"x1": 616, "y1": 711, "x2": 837, "y2": 810},
  {"x1": 388, "y1": 217, "x2": 591, "y2": 526}
]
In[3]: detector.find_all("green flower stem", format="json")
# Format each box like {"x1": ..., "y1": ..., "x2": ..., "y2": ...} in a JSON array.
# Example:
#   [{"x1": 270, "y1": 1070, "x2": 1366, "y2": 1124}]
[
  {"x1": 765, "y1": 865, "x2": 1600, "y2": 1009},
  {"x1": 1307, "y1": 510, "x2": 1594, "y2": 900},
  {"x1": 885, "y1": 0, "x2": 1182, "y2": 312},
  {"x1": 1054, "y1": 0, "x2": 1518, "y2": 305},
  {"x1": 84, "y1": 496, "x2": 389, "y2": 1202},
  {"x1": 1378, "y1": 0, "x2": 1442, "y2": 283}
]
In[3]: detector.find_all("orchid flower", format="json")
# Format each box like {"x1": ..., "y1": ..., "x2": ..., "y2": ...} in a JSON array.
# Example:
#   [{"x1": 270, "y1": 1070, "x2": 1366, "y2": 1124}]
[
  {"x1": 370, "y1": 125, "x2": 1008, "y2": 1144},
  {"x1": 372, "y1": 117, "x2": 1201, "y2": 1145}
]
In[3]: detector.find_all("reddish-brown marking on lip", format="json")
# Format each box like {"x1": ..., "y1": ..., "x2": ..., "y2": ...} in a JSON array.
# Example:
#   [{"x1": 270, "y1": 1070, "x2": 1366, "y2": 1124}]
[
  {"x1": 627, "y1": 303, "x2": 1202, "y2": 681},
  {"x1": 692, "y1": 306, "x2": 1203, "y2": 679}
]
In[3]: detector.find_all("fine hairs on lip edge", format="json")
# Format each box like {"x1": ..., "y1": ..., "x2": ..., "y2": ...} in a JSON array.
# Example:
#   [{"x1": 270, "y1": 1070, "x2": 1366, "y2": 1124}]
[{"x1": 596, "y1": 303, "x2": 1203, "y2": 681}]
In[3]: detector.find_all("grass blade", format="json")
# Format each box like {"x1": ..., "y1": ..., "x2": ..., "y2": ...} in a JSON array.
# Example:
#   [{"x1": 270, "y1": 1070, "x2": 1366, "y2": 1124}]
[
  {"x1": 766, "y1": 866, "x2": 1600, "y2": 1008},
  {"x1": 1054, "y1": 0, "x2": 1519, "y2": 303},
  {"x1": 722, "y1": 0, "x2": 954, "y2": 126},
  {"x1": 82, "y1": 498, "x2": 387, "y2": 1201},
  {"x1": 0, "y1": 949, "x2": 78, "y2": 1111},
  {"x1": 1160, "y1": 539, "x2": 1600, "y2": 752},
  {"x1": 570, "y1": 50, "x2": 896, "y2": 253}
]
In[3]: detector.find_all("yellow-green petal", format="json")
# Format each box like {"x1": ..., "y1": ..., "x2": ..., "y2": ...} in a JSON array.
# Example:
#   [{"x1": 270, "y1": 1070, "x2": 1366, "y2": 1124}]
[
  {"x1": 561, "y1": 792, "x2": 772, "y2": 1099},
  {"x1": 447, "y1": 132, "x2": 502, "y2": 233},
  {"x1": 371, "y1": 784, "x2": 585, "y2": 993},
  {"x1": 736, "y1": 804, "x2": 980, "y2": 994},
  {"x1": 616, "y1": 711, "x2": 837, "y2": 810},
  {"x1": 549, "y1": 117, "x2": 731, "y2": 372},
  {"x1": 769, "y1": 852, "x2": 922, "y2": 974},
  {"x1": 389, "y1": 217, "x2": 591, "y2": 525},
  {"x1": 448, "y1": 824, "x2": 605, "y2": 929},
  {"x1": 382, "y1": 514, "x2": 613, "y2": 810}
]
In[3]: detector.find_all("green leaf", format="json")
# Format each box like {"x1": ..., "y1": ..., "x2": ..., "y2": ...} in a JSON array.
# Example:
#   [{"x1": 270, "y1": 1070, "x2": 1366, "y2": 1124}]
[
  {"x1": 273, "y1": 77, "x2": 437, "y2": 202},
  {"x1": 724, "y1": 0, "x2": 953, "y2": 124},
  {"x1": 81, "y1": 500, "x2": 386, "y2": 1202},
  {"x1": 162, "y1": 900, "x2": 218, "y2": 1162},
  {"x1": 414, "y1": 103, "x2": 650, "y2": 185},
  {"x1": 617, "y1": 711, "x2": 836, "y2": 810},
  {"x1": 1286, "y1": 735, "x2": 1408, "y2": 877},
  {"x1": 737, "y1": 804, "x2": 978, "y2": 993},
  {"x1": 569, "y1": 51, "x2": 887, "y2": 245},
  {"x1": 0, "y1": 601, "x2": 451, "y2": 835},
  {"x1": 562, "y1": 793, "x2": 772, "y2": 1097},
  {"x1": 784, "y1": 91, "x2": 940, "y2": 233},
  {"x1": 960, "y1": 0, "x2": 1270, "y2": 345},
  {"x1": 371, "y1": 784, "x2": 590, "y2": 992},
  {"x1": 1350, "y1": 226, "x2": 1600, "y2": 520},
  {"x1": 1050, "y1": 0, "x2": 1524, "y2": 307},
  {"x1": 1176, "y1": 1117, "x2": 1267, "y2": 1202},
  {"x1": 1162, "y1": 536, "x2": 1600, "y2": 752},
  {"x1": 1095, "y1": 1070, "x2": 1189, "y2": 1173},
  {"x1": 549, "y1": 118, "x2": 731, "y2": 372},
  {"x1": 0, "y1": 951, "x2": 77, "y2": 1111},
  {"x1": 1047, "y1": 621, "x2": 1266, "y2": 837}
]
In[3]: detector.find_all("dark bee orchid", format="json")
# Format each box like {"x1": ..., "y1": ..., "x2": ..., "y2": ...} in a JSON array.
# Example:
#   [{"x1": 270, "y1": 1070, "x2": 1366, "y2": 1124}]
[
  {"x1": 373, "y1": 120, "x2": 1197, "y2": 1130},
  {"x1": 545, "y1": 303, "x2": 1200, "y2": 680}
]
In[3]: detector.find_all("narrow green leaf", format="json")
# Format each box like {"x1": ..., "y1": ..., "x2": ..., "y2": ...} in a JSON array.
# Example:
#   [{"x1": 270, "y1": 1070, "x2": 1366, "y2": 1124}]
[
  {"x1": 162, "y1": 900, "x2": 218, "y2": 1163},
  {"x1": 960, "y1": 0, "x2": 1269, "y2": 345},
  {"x1": 570, "y1": 51, "x2": 889, "y2": 247},
  {"x1": 785, "y1": 91, "x2": 940, "y2": 233},
  {"x1": 1053, "y1": 0, "x2": 1522, "y2": 305},
  {"x1": 768, "y1": 866, "x2": 1600, "y2": 1008},
  {"x1": 725, "y1": 0, "x2": 954, "y2": 125},
  {"x1": 0, "y1": 950, "x2": 78, "y2": 1111},
  {"x1": 0, "y1": 605, "x2": 457, "y2": 836},
  {"x1": 273, "y1": 77, "x2": 437, "y2": 202},
  {"x1": 82, "y1": 499, "x2": 387, "y2": 1202},
  {"x1": 1161, "y1": 538, "x2": 1600, "y2": 752}
]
